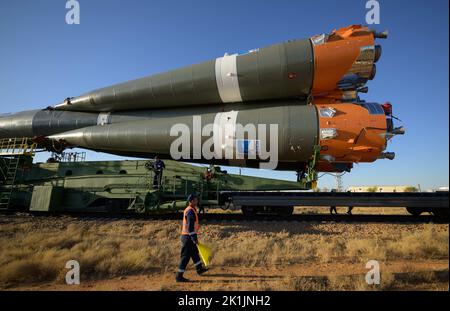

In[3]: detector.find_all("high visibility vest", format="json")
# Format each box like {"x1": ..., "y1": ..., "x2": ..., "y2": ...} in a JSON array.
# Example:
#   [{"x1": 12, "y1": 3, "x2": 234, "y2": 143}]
[{"x1": 181, "y1": 205, "x2": 199, "y2": 235}]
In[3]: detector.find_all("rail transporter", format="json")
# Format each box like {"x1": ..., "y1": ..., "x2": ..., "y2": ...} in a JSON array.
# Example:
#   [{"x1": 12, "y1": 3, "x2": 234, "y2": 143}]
[{"x1": 0, "y1": 139, "x2": 448, "y2": 218}]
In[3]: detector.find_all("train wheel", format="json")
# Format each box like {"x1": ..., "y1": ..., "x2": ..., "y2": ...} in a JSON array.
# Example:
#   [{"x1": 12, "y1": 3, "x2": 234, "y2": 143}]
[
  {"x1": 406, "y1": 207, "x2": 423, "y2": 216},
  {"x1": 241, "y1": 206, "x2": 257, "y2": 217},
  {"x1": 276, "y1": 206, "x2": 294, "y2": 217},
  {"x1": 432, "y1": 208, "x2": 449, "y2": 219}
]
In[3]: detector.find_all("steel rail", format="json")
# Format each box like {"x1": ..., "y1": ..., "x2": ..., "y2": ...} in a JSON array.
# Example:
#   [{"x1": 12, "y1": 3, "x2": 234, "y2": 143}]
[{"x1": 1, "y1": 211, "x2": 447, "y2": 224}]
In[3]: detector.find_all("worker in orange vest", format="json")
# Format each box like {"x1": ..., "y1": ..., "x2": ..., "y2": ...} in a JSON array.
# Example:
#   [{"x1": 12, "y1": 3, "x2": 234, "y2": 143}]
[{"x1": 176, "y1": 193, "x2": 208, "y2": 282}]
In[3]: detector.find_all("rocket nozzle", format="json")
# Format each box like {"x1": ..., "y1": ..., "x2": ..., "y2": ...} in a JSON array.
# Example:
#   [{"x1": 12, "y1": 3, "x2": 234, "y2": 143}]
[
  {"x1": 391, "y1": 126, "x2": 406, "y2": 135},
  {"x1": 374, "y1": 45, "x2": 382, "y2": 63},
  {"x1": 373, "y1": 30, "x2": 389, "y2": 39},
  {"x1": 357, "y1": 86, "x2": 369, "y2": 93},
  {"x1": 369, "y1": 64, "x2": 377, "y2": 80},
  {"x1": 379, "y1": 152, "x2": 395, "y2": 160}
]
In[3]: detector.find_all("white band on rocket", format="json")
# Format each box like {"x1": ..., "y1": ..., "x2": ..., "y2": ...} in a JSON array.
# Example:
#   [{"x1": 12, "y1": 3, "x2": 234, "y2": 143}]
[{"x1": 215, "y1": 54, "x2": 243, "y2": 103}]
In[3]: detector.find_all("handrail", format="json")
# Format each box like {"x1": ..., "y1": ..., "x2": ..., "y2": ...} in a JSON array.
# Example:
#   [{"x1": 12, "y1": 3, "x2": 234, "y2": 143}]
[{"x1": 0, "y1": 138, "x2": 37, "y2": 156}]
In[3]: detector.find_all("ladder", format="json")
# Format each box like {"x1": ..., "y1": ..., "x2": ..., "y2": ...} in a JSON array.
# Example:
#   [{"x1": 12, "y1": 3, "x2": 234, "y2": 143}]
[
  {"x1": 0, "y1": 138, "x2": 37, "y2": 209},
  {"x1": 0, "y1": 157, "x2": 20, "y2": 209}
]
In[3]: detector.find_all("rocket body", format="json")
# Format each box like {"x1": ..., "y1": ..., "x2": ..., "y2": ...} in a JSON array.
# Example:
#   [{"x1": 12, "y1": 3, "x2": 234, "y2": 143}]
[
  {"x1": 0, "y1": 25, "x2": 401, "y2": 174},
  {"x1": 1, "y1": 99, "x2": 390, "y2": 172},
  {"x1": 55, "y1": 25, "x2": 380, "y2": 112}
]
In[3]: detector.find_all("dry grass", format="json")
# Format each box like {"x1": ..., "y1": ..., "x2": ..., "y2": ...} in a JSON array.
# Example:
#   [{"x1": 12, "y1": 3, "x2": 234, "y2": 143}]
[
  {"x1": 272, "y1": 269, "x2": 449, "y2": 291},
  {"x1": 0, "y1": 215, "x2": 448, "y2": 290},
  {"x1": 293, "y1": 206, "x2": 412, "y2": 215},
  {"x1": 211, "y1": 225, "x2": 448, "y2": 266},
  {"x1": 0, "y1": 220, "x2": 180, "y2": 286}
]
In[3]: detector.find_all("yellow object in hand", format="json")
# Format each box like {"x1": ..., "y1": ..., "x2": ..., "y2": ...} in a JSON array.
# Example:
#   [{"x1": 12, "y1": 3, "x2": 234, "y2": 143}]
[{"x1": 197, "y1": 243, "x2": 212, "y2": 267}]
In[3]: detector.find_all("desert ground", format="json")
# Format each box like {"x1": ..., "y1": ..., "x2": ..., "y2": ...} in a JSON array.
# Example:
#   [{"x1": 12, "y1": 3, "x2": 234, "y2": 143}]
[{"x1": 0, "y1": 209, "x2": 448, "y2": 291}]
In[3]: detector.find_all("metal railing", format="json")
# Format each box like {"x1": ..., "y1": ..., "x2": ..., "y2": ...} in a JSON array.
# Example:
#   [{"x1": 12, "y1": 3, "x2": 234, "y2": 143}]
[
  {"x1": 0, "y1": 138, "x2": 37, "y2": 156},
  {"x1": 160, "y1": 174, "x2": 221, "y2": 203},
  {"x1": 50, "y1": 151, "x2": 86, "y2": 163}
]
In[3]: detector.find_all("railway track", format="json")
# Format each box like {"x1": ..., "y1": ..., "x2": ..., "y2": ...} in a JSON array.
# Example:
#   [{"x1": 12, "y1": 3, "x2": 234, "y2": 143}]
[{"x1": 1, "y1": 210, "x2": 448, "y2": 224}]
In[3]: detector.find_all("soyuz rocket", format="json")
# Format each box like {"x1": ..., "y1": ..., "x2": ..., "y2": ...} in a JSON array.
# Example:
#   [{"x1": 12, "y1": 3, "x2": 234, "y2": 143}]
[{"x1": 0, "y1": 25, "x2": 404, "y2": 175}]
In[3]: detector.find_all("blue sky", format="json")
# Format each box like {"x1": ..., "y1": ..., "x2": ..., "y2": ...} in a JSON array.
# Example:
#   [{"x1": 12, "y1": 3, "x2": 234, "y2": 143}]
[{"x1": 0, "y1": 0, "x2": 448, "y2": 190}]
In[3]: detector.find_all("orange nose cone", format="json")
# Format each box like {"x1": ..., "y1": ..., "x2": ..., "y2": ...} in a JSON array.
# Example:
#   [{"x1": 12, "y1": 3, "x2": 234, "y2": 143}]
[{"x1": 311, "y1": 25, "x2": 377, "y2": 95}]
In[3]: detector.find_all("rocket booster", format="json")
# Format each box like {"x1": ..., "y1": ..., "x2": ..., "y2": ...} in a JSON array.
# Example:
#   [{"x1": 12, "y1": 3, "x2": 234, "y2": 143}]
[
  {"x1": 55, "y1": 25, "x2": 385, "y2": 112},
  {"x1": 0, "y1": 99, "x2": 398, "y2": 172}
]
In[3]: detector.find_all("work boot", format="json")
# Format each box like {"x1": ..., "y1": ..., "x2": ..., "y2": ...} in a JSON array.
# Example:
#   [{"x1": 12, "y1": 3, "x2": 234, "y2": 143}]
[
  {"x1": 196, "y1": 266, "x2": 209, "y2": 275},
  {"x1": 175, "y1": 272, "x2": 190, "y2": 282}
]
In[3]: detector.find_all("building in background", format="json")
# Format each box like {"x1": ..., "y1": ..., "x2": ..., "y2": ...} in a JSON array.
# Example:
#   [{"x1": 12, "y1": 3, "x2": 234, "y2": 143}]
[{"x1": 348, "y1": 185, "x2": 420, "y2": 193}]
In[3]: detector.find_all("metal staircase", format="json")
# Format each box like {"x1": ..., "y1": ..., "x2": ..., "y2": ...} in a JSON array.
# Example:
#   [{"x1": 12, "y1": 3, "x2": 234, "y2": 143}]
[
  {"x1": 0, "y1": 138, "x2": 37, "y2": 209},
  {"x1": 0, "y1": 157, "x2": 20, "y2": 209}
]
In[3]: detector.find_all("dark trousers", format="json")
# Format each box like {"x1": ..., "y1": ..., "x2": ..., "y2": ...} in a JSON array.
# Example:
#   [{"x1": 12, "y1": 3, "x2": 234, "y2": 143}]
[
  {"x1": 178, "y1": 236, "x2": 201, "y2": 273},
  {"x1": 153, "y1": 170, "x2": 162, "y2": 189}
]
